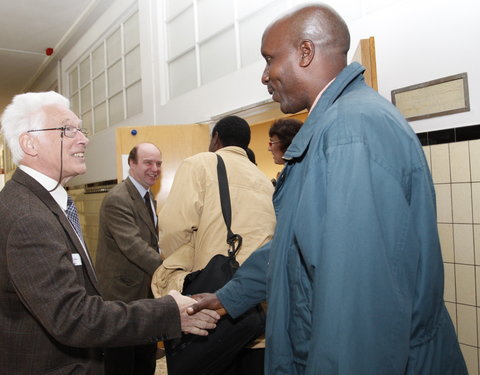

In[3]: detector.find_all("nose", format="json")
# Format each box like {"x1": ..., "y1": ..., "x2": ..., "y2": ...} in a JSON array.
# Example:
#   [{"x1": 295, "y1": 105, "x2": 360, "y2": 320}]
[
  {"x1": 261, "y1": 67, "x2": 269, "y2": 85},
  {"x1": 79, "y1": 131, "x2": 89, "y2": 145},
  {"x1": 151, "y1": 163, "x2": 160, "y2": 173}
]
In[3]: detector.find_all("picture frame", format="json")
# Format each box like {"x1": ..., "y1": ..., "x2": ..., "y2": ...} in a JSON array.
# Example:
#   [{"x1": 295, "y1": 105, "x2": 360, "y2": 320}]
[{"x1": 391, "y1": 73, "x2": 469, "y2": 121}]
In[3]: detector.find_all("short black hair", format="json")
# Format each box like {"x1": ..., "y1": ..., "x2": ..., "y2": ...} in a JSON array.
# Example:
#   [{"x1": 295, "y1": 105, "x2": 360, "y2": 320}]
[
  {"x1": 246, "y1": 147, "x2": 257, "y2": 165},
  {"x1": 212, "y1": 115, "x2": 251, "y2": 149},
  {"x1": 269, "y1": 118, "x2": 303, "y2": 153}
]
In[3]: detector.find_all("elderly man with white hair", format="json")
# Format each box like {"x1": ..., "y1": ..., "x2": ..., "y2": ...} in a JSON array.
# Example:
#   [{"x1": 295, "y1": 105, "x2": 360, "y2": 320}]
[{"x1": 0, "y1": 91, "x2": 219, "y2": 375}]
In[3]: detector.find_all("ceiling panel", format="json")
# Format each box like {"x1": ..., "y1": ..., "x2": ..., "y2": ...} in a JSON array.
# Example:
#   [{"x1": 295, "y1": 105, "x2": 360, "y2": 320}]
[{"x1": 0, "y1": 0, "x2": 106, "y2": 113}]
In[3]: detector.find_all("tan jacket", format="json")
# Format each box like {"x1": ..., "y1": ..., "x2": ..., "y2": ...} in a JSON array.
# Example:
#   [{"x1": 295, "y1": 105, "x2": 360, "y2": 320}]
[{"x1": 152, "y1": 147, "x2": 275, "y2": 297}]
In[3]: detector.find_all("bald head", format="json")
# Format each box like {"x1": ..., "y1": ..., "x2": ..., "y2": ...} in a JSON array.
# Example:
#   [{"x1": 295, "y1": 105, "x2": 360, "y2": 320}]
[
  {"x1": 277, "y1": 4, "x2": 350, "y2": 60},
  {"x1": 261, "y1": 4, "x2": 350, "y2": 113}
]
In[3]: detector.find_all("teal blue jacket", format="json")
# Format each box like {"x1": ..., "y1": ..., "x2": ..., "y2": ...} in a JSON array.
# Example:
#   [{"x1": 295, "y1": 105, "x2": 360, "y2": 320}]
[{"x1": 217, "y1": 63, "x2": 467, "y2": 374}]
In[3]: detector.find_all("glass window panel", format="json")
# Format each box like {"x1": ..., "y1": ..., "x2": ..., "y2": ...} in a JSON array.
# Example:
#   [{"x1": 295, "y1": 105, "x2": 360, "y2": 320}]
[
  {"x1": 124, "y1": 12, "x2": 139, "y2": 52},
  {"x1": 166, "y1": 0, "x2": 192, "y2": 19},
  {"x1": 200, "y1": 27, "x2": 236, "y2": 84},
  {"x1": 71, "y1": 93, "x2": 79, "y2": 116},
  {"x1": 239, "y1": 12, "x2": 271, "y2": 67},
  {"x1": 107, "y1": 28, "x2": 122, "y2": 65},
  {"x1": 79, "y1": 57, "x2": 90, "y2": 87},
  {"x1": 80, "y1": 83, "x2": 91, "y2": 113},
  {"x1": 167, "y1": 6, "x2": 194, "y2": 59},
  {"x1": 169, "y1": 50, "x2": 197, "y2": 98},
  {"x1": 126, "y1": 81, "x2": 143, "y2": 117},
  {"x1": 82, "y1": 110, "x2": 92, "y2": 136},
  {"x1": 197, "y1": 0, "x2": 234, "y2": 41},
  {"x1": 108, "y1": 60, "x2": 123, "y2": 96},
  {"x1": 93, "y1": 73, "x2": 106, "y2": 105},
  {"x1": 237, "y1": 0, "x2": 276, "y2": 19},
  {"x1": 92, "y1": 44, "x2": 105, "y2": 77},
  {"x1": 69, "y1": 68, "x2": 78, "y2": 95},
  {"x1": 109, "y1": 92, "x2": 124, "y2": 125},
  {"x1": 125, "y1": 46, "x2": 141, "y2": 86},
  {"x1": 94, "y1": 102, "x2": 107, "y2": 132}
]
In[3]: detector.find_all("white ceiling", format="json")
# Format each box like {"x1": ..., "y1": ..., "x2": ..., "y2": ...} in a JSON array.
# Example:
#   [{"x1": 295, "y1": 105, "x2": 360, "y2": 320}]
[{"x1": 0, "y1": 0, "x2": 112, "y2": 113}]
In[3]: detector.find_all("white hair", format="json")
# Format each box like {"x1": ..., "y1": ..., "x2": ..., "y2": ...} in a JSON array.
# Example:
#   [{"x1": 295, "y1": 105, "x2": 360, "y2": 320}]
[{"x1": 0, "y1": 91, "x2": 70, "y2": 165}]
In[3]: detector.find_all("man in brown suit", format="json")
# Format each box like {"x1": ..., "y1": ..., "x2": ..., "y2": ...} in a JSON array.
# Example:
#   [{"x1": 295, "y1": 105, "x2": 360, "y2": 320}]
[
  {"x1": 96, "y1": 143, "x2": 164, "y2": 375},
  {"x1": 0, "y1": 91, "x2": 218, "y2": 375}
]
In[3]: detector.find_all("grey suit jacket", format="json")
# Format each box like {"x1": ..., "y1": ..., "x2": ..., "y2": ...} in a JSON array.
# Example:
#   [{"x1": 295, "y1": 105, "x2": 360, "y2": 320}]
[
  {"x1": 0, "y1": 169, "x2": 180, "y2": 375},
  {"x1": 96, "y1": 177, "x2": 162, "y2": 302}
]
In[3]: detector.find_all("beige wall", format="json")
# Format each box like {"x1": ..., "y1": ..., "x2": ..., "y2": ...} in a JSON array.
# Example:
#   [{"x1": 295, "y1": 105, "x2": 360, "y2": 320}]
[{"x1": 424, "y1": 139, "x2": 480, "y2": 374}]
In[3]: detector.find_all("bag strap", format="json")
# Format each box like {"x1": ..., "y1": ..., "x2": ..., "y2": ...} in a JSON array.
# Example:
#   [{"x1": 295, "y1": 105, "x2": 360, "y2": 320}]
[{"x1": 216, "y1": 154, "x2": 243, "y2": 257}]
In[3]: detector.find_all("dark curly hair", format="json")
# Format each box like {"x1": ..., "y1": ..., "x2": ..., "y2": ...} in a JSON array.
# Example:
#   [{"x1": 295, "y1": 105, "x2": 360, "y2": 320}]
[{"x1": 269, "y1": 118, "x2": 303, "y2": 153}]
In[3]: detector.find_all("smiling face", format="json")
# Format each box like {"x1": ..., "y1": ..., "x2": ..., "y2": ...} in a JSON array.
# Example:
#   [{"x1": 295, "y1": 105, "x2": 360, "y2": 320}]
[
  {"x1": 24, "y1": 104, "x2": 89, "y2": 183},
  {"x1": 129, "y1": 143, "x2": 162, "y2": 189}
]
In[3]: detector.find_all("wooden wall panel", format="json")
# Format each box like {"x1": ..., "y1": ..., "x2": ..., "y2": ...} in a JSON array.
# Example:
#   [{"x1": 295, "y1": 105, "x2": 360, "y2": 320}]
[
  {"x1": 115, "y1": 124, "x2": 210, "y2": 210},
  {"x1": 352, "y1": 36, "x2": 378, "y2": 91}
]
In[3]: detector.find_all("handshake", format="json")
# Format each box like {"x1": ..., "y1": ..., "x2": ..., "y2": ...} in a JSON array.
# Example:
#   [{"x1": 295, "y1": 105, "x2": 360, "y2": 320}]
[{"x1": 168, "y1": 290, "x2": 224, "y2": 335}]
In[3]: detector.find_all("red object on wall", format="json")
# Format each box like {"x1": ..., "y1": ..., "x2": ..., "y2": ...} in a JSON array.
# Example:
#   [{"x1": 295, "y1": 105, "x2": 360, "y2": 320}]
[{"x1": 45, "y1": 48, "x2": 54, "y2": 56}]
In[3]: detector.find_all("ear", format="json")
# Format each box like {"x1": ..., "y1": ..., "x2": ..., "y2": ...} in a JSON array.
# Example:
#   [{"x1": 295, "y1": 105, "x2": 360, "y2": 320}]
[
  {"x1": 19, "y1": 133, "x2": 38, "y2": 157},
  {"x1": 209, "y1": 131, "x2": 221, "y2": 152},
  {"x1": 299, "y1": 40, "x2": 314, "y2": 67}
]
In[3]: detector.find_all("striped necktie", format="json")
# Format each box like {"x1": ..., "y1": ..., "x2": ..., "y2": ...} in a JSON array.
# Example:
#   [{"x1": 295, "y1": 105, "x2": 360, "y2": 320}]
[{"x1": 66, "y1": 195, "x2": 84, "y2": 242}]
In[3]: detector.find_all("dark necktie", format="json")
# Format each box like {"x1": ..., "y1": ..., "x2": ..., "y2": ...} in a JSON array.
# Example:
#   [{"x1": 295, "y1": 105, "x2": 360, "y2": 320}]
[
  {"x1": 144, "y1": 192, "x2": 159, "y2": 253},
  {"x1": 66, "y1": 195, "x2": 84, "y2": 241},
  {"x1": 144, "y1": 191, "x2": 155, "y2": 226}
]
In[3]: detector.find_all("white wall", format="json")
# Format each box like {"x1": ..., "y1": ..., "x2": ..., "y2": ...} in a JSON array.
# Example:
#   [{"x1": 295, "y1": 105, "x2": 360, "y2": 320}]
[
  {"x1": 347, "y1": 0, "x2": 480, "y2": 133},
  {"x1": 36, "y1": 0, "x2": 480, "y2": 184},
  {"x1": 147, "y1": 0, "x2": 480, "y2": 131}
]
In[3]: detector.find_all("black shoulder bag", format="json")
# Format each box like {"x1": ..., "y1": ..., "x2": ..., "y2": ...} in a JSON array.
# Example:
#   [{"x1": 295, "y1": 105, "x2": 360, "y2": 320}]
[{"x1": 164, "y1": 154, "x2": 265, "y2": 375}]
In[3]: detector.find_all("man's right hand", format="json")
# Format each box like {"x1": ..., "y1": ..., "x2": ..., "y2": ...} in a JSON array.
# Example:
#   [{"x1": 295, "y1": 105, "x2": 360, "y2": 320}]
[
  {"x1": 187, "y1": 293, "x2": 227, "y2": 316},
  {"x1": 168, "y1": 290, "x2": 219, "y2": 336}
]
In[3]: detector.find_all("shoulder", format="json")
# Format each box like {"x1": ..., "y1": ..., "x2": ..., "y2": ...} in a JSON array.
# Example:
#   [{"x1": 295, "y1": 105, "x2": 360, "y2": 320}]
[
  {"x1": 103, "y1": 180, "x2": 133, "y2": 205},
  {"x1": 184, "y1": 151, "x2": 216, "y2": 165},
  {"x1": 178, "y1": 152, "x2": 217, "y2": 175}
]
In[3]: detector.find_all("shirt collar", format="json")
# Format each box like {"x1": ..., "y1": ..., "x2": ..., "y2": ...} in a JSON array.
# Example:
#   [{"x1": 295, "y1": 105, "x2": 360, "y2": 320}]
[
  {"x1": 128, "y1": 175, "x2": 149, "y2": 198},
  {"x1": 309, "y1": 78, "x2": 335, "y2": 115},
  {"x1": 19, "y1": 165, "x2": 68, "y2": 210}
]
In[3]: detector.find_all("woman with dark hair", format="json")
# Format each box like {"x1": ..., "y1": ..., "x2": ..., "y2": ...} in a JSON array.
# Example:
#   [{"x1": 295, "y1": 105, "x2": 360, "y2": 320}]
[{"x1": 268, "y1": 118, "x2": 303, "y2": 164}]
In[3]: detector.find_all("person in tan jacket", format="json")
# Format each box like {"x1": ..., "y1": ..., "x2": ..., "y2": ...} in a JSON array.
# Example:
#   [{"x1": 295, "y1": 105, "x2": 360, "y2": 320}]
[{"x1": 152, "y1": 115, "x2": 276, "y2": 375}]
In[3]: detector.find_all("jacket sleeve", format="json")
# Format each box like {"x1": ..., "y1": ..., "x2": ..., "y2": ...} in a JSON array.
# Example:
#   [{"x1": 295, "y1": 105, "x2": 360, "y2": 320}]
[
  {"x1": 101, "y1": 193, "x2": 161, "y2": 275},
  {"x1": 158, "y1": 158, "x2": 205, "y2": 258},
  {"x1": 151, "y1": 241, "x2": 195, "y2": 297},
  {"x1": 216, "y1": 242, "x2": 270, "y2": 318},
  {"x1": 6, "y1": 212, "x2": 181, "y2": 347}
]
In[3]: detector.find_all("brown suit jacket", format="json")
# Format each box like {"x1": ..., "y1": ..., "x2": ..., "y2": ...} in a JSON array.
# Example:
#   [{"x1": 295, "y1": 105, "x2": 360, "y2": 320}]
[
  {"x1": 0, "y1": 169, "x2": 180, "y2": 375},
  {"x1": 96, "y1": 177, "x2": 162, "y2": 302}
]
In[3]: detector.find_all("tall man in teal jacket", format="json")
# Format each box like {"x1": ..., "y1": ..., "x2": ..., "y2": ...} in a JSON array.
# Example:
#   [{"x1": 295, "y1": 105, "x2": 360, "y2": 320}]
[{"x1": 190, "y1": 4, "x2": 467, "y2": 374}]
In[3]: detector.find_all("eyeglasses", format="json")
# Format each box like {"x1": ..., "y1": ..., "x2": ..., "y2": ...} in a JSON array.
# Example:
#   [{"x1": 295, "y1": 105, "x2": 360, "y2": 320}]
[
  {"x1": 27, "y1": 125, "x2": 88, "y2": 138},
  {"x1": 268, "y1": 140, "x2": 281, "y2": 147}
]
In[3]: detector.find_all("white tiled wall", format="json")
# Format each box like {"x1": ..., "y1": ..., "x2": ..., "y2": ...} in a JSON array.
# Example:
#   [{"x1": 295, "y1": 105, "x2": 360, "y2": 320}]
[{"x1": 424, "y1": 139, "x2": 480, "y2": 374}]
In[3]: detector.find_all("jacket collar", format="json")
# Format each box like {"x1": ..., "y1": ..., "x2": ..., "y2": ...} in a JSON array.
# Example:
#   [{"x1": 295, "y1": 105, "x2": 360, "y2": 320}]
[
  {"x1": 283, "y1": 62, "x2": 366, "y2": 160},
  {"x1": 125, "y1": 177, "x2": 158, "y2": 236},
  {"x1": 12, "y1": 168, "x2": 100, "y2": 291}
]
